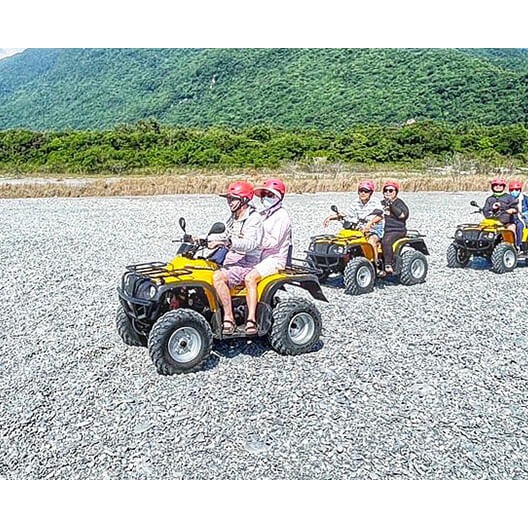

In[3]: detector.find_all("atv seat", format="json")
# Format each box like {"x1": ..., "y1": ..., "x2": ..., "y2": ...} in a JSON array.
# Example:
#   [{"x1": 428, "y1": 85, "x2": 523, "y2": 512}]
[{"x1": 230, "y1": 285, "x2": 248, "y2": 297}]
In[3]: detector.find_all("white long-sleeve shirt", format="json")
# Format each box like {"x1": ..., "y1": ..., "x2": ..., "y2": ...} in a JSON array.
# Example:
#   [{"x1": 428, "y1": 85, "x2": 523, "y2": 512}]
[
  {"x1": 225, "y1": 207, "x2": 263, "y2": 260},
  {"x1": 260, "y1": 205, "x2": 292, "y2": 268}
]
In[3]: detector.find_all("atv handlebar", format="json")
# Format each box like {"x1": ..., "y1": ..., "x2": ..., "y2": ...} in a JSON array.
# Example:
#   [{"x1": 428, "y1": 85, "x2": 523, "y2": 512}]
[
  {"x1": 343, "y1": 220, "x2": 363, "y2": 230},
  {"x1": 470, "y1": 201, "x2": 503, "y2": 218},
  {"x1": 172, "y1": 236, "x2": 210, "y2": 247}
]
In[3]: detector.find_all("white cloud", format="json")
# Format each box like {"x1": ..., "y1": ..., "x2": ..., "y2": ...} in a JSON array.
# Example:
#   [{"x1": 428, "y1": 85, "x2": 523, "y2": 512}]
[{"x1": 0, "y1": 48, "x2": 25, "y2": 60}]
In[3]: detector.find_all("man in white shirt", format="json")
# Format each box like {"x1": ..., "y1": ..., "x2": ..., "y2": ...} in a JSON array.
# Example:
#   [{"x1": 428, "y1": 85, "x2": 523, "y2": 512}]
[{"x1": 211, "y1": 181, "x2": 263, "y2": 335}]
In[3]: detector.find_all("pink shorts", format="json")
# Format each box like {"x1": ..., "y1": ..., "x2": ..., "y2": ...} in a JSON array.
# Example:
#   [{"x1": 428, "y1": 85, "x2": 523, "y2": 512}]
[
  {"x1": 225, "y1": 265, "x2": 253, "y2": 288},
  {"x1": 223, "y1": 253, "x2": 259, "y2": 288}
]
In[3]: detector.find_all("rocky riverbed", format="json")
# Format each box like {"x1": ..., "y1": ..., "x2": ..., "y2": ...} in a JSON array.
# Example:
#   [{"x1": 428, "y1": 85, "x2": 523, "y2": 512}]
[{"x1": 1, "y1": 191, "x2": 527, "y2": 479}]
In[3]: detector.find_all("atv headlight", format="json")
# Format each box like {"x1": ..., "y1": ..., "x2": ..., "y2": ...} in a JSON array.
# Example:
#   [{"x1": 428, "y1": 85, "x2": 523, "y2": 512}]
[
  {"x1": 149, "y1": 285, "x2": 157, "y2": 299},
  {"x1": 329, "y1": 245, "x2": 345, "y2": 255},
  {"x1": 486, "y1": 232, "x2": 495, "y2": 239},
  {"x1": 308, "y1": 242, "x2": 315, "y2": 251},
  {"x1": 455, "y1": 230, "x2": 463, "y2": 239}
]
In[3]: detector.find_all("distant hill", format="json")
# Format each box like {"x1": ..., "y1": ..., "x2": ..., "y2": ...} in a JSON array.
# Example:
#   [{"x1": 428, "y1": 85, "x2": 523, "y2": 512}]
[{"x1": 1, "y1": 48, "x2": 527, "y2": 130}]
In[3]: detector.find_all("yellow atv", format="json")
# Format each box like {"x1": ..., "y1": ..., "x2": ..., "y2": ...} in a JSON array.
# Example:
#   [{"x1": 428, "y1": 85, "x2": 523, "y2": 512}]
[
  {"x1": 306, "y1": 205, "x2": 429, "y2": 295},
  {"x1": 116, "y1": 217, "x2": 328, "y2": 375},
  {"x1": 447, "y1": 200, "x2": 528, "y2": 273}
]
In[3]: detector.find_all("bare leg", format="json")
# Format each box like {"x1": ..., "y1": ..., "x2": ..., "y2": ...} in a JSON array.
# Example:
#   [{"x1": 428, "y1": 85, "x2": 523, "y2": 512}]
[
  {"x1": 213, "y1": 270, "x2": 234, "y2": 327},
  {"x1": 244, "y1": 269, "x2": 262, "y2": 325},
  {"x1": 368, "y1": 234, "x2": 380, "y2": 263},
  {"x1": 507, "y1": 224, "x2": 517, "y2": 246}
]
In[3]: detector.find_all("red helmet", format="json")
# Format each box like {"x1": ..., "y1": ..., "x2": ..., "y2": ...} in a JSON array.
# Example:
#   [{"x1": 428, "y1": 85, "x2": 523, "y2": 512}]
[
  {"x1": 509, "y1": 180, "x2": 522, "y2": 191},
  {"x1": 382, "y1": 180, "x2": 400, "y2": 192},
  {"x1": 254, "y1": 178, "x2": 286, "y2": 198},
  {"x1": 221, "y1": 181, "x2": 254, "y2": 202},
  {"x1": 491, "y1": 177, "x2": 507, "y2": 187},
  {"x1": 358, "y1": 180, "x2": 375, "y2": 192}
]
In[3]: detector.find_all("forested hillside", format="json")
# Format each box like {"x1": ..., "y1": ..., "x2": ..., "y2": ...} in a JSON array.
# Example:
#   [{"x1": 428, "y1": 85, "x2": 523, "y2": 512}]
[
  {"x1": 1, "y1": 121, "x2": 527, "y2": 174},
  {"x1": 1, "y1": 48, "x2": 527, "y2": 130}
]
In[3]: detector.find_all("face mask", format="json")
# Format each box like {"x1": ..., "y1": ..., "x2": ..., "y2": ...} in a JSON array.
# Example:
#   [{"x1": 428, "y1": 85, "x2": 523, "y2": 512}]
[
  {"x1": 511, "y1": 190, "x2": 521, "y2": 198},
  {"x1": 261, "y1": 196, "x2": 279, "y2": 209}
]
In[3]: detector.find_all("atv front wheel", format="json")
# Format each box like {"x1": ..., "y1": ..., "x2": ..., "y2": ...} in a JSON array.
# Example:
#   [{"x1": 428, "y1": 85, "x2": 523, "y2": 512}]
[
  {"x1": 116, "y1": 305, "x2": 147, "y2": 347},
  {"x1": 269, "y1": 298, "x2": 322, "y2": 356},
  {"x1": 399, "y1": 249, "x2": 428, "y2": 285},
  {"x1": 344, "y1": 257, "x2": 375, "y2": 295},
  {"x1": 491, "y1": 242, "x2": 517, "y2": 274},
  {"x1": 148, "y1": 309, "x2": 212, "y2": 375},
  {"x1": 446, "y1": 243, "x2": 470, "y2": 268}
]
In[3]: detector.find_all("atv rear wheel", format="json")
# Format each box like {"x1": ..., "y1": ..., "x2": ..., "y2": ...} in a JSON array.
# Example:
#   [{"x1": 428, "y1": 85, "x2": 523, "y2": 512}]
[
  {"x1": 148, "y1": 309, "x2": 212, "y2": 375},
  {"x1": 269, "y1": 298, "x2": 322, "y2": 356},
  {"x1": 116, "y1": 305, "x2": 147, "y2": 347},
  {"x1": 491, "y1": 242, "x2": 517, "y2": 274},
  {"x1": 344, "y1": 257, "x2": 375, "y2": 295},
  {"x1": 399, "y1": 249, "x2": 428, "y2": 285},
  {"x1": 446, "y1": 243, "x2": 470, "y2": 268}
]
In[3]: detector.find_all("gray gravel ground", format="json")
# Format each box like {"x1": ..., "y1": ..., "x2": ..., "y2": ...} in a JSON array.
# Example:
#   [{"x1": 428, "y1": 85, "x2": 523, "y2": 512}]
[{"x1": 1, "y1": 191, "x2": 528, "y2": 479}]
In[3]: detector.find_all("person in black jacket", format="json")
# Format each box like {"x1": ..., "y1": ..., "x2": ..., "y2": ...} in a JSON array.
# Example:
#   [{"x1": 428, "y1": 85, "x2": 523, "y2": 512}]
[
  {"x1": 483, "y1": 177, "x2": 519, "y2": 245},
  {"x1": 379, "y1": 180, "x2": 409, "y2": 276}
]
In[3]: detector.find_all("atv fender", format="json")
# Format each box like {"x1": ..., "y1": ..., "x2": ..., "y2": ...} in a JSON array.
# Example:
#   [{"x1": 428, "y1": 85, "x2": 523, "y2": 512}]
[
  {"x1": 498, "y1": 230, "x2": 515, "y2": 245},
  {"x1": 394, "y1": 238, "x2": 429, "y2": 256},
  {"x1": 260, "y1": 276, "x2": 329, "y2": 305}
]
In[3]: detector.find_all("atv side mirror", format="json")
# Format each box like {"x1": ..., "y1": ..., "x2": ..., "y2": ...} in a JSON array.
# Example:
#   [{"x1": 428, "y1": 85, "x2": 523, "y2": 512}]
[
  {"x1": 470, "y1": 201, "x2": 479, "y2": 208},
  {"x1": 179, "y1": 217, "x2": 186, "y2": 232},
  {"x1": 208, "y1": 222, "x2": 226, "y2": 235},
  {"x1": 330, "y1": 205, "x2": 339, "y2": 214}
]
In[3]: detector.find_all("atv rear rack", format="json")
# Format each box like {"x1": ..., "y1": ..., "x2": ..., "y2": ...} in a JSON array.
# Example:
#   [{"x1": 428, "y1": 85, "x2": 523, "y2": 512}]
[
  {"x1": 406, "y1": 230, "x2": 426, "y2": 238},
  {"x1": 284, "y1": 257, "x2": 324, "y2": 276}
]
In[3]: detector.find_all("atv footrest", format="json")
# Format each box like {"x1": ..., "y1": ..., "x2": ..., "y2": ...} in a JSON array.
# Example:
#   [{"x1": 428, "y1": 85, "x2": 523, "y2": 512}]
[{"x1": 221, "y1": 325, "x2": 265, "y2": 339}]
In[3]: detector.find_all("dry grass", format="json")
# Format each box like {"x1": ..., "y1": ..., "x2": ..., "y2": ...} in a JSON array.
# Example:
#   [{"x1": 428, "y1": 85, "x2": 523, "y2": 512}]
[{"x1": 1, "y1": 167, "x2": 527, "y2": 199}]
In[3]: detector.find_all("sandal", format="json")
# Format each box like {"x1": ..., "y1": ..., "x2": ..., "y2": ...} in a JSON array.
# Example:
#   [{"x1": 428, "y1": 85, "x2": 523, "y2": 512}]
[
  {"x1": 222, "y1": 319, "x2": 236, "y2": 335},
  {"x1": 245, "y1": 319, "x2": 258, "y2": 336}
]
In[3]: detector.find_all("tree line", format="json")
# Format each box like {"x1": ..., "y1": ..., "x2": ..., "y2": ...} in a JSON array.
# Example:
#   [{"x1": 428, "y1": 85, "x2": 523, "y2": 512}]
[{"x1": 1, "y1": 120, "x2": 527, "y2": 174}]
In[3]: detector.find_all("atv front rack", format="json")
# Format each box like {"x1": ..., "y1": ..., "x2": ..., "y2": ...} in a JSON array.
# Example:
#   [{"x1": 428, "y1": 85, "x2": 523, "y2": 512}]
[{"x1": 125, "y1": 261, "x2": 192, "y2": 282}]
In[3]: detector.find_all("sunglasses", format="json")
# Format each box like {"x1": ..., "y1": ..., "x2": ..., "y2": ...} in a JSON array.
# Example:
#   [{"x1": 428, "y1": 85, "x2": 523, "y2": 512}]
[
  {"x1": 383, "y1": 188, "x2": 396, "y2": 193},
  {"x1": 358, "y1": 188, "x2": 372, "y2": 193},
  {"x1": 226, "y1": 196, "x2": 241, "y2": 202}
]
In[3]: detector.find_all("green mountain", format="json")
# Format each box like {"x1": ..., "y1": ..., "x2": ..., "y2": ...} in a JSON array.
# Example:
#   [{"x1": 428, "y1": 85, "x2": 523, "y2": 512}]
[{"x1": 1, "y1": 48, "x2": 527, "y2": 131}]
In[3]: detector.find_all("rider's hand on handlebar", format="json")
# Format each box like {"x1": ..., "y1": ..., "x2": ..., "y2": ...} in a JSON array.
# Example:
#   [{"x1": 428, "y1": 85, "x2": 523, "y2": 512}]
[
  {"x1": 323, "y1": 216, "x2": 334, "y2": 228},
  {"x1": 207, "y1": 239, "x2": 226, "y2": 249},
  {"x1": 186, "y1": 234, "x2": 201, "y2": 244}
]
